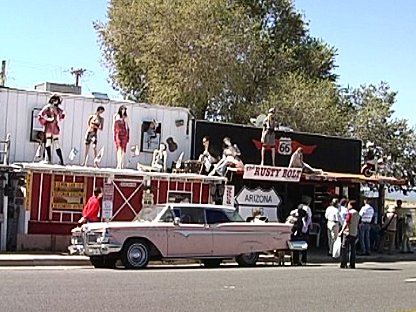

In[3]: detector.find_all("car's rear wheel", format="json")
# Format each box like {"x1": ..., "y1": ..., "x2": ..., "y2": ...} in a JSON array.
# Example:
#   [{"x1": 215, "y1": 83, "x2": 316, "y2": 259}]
[
  {"x1": 236, "y1": 252, "x2": 259, "y2": 267},
  {"x1": 90, "y1": 256, "x2": 117, "y2": 269},
  {"x1": 202, "y1": 259, "x2": 222, "y2": 268},
  {"x1": 121, "y1": 239, "x2": 150, "y2": 269}
]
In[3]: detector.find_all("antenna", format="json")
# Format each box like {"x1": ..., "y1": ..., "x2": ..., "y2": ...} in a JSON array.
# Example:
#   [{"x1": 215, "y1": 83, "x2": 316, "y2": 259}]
[{"x1": 70, "y1": 68, "x2": 87, "y2": 86}]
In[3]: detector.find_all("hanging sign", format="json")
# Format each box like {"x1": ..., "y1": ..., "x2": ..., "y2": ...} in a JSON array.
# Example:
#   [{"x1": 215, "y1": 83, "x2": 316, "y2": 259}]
[
  {"x1": 243, "y1": 165, "x2": 302, "y2": 182},
  {"x1": 102, "y1": 183, "x2": 114, "y2": 220},
  {"x1": 278, "y1": 137, "x2": 292, "y2": 155},
  {"x1": 222, "y1": 185, "x2": 235, "y2": 206}
]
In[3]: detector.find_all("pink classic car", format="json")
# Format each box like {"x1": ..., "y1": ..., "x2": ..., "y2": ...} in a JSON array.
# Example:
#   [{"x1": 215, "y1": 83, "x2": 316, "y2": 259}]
[{"x1": 69, "y1": 204, "x2": 293, "y2": 269}]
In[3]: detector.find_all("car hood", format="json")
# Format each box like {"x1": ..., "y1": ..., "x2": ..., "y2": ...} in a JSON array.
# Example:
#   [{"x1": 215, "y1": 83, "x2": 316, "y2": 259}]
[{"x1": 73, "y1": 221, "x2": 160, "y2": 233}]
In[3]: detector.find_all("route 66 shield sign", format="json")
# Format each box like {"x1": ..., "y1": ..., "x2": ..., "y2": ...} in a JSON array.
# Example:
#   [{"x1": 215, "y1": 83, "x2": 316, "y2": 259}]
[{"x1": 278, "y1": 137, "x2": 292, "y2": 155}]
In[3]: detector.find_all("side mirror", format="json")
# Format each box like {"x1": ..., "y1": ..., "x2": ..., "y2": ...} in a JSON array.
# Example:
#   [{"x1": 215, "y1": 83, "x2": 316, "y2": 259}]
[{"x1": 173, "y1": 217, "x2": 180, "y2": 225}]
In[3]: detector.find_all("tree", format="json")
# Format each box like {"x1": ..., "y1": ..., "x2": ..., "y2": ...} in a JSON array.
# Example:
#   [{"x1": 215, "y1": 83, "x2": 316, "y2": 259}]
[
  {"x1": 262, "y1": 71, "x2": 347, "y2": 135},
  {"x1": 340, "y1": 82, "x2": 416, "y2": 186},
  {"x1": 96, "y1": 0, "x2": 338, "y2": 121}
]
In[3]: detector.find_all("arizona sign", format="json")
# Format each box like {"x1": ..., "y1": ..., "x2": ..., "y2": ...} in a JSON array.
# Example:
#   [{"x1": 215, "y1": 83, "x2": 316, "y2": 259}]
[{"x1": 243, "y1": 165, "x2": 302, "y2": 182}]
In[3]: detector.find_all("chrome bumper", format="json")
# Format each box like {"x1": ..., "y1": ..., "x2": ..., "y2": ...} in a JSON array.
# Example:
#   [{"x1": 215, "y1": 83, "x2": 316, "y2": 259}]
[{"x1": 68, "y1": 243, "x2": 122, "y2": 256}]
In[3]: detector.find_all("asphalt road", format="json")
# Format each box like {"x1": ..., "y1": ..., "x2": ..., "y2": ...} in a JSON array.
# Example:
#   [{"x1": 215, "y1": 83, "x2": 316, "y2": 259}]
[{"x1": 0, "y1": 262, "x2": 415, "y2": 312}]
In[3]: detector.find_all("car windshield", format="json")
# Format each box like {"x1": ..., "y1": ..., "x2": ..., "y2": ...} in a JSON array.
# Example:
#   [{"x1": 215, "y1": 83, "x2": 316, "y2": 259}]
[
  {"x1": 224, "y1": 209, "x2": 245, "y2": 222},
  {"x1": 133, "y1": 206, "x2": 165, "y2": 222}
]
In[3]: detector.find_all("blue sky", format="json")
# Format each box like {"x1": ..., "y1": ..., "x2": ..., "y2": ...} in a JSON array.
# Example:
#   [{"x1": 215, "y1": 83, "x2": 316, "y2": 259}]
[{"x1": 1, "y1": 0, "x2": 415, "y2": 125}]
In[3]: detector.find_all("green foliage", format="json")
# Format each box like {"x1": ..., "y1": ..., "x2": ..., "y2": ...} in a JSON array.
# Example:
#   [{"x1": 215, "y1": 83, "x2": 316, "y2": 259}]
[
  {"x1": 341, "y1": 82, "x2": 416, "y2": 184},
  {"x1": 263, "y1": 71, "x2": 347, "y2": 135},
  {"x1": 96, "y1": 0, "x2": 415, "y2": 183},
  {"x1": 96, "y1": 0, "x2": 338, "y2": 121}
]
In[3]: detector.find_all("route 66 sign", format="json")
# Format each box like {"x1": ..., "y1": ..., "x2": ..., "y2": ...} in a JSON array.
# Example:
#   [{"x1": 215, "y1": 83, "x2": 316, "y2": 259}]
[{"x1": 278, "y1": 137, "x2": 292, "y2": 155}]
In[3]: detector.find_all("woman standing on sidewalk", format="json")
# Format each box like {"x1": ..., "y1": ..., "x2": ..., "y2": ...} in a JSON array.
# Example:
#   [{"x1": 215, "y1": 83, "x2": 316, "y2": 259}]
[{"x1": 339, "y1": 200, "x2": 360, "y2": 269}]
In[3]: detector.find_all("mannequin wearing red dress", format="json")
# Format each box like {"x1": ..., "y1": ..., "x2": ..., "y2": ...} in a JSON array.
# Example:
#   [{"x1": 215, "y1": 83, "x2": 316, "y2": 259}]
[
  {"x1": 38, "y1": 94, "x2": 65, "y2": 165},
  {"x1": 113, "y1": 105, "x2": 130, "y2": 169}
]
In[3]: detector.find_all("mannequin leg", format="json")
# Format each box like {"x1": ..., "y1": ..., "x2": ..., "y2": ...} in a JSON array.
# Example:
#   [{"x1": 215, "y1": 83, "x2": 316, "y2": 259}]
[
  {"x1": 56, "y1": 148, "x2": 64, "y2": 166},
  {"x1": 54, "y1": 138, "x2": 64, "y2": 166},
  {"x1": 120, "y1": 150, "x2": 125, "y2": 169},
  {"x1": 45, "y1": 136, "x2": 52, "y2": 163},
  {"x1": 271, "y1": 148, "x2": 276, "y2": 166},
  {"x1": 116, "y1": 148, "x2": 122, "y2": 169},
  {"x1": 82, "y1": 144, "x2": 89, "y2": 166}
]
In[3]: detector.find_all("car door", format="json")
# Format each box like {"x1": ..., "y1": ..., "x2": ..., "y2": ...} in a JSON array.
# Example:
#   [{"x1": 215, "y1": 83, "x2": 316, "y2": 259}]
[
  {"x1": 207, "y1": 209, "x2": 239, "y2": 256},
  {"x1": 167, "y1": 207, "x2": 213, "y2": 257}
]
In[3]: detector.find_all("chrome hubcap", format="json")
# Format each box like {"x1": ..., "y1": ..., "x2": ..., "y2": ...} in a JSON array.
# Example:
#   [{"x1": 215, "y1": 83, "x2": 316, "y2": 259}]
[{"x1": 127, "y1": 243, "x2": 148, "y2": 267}]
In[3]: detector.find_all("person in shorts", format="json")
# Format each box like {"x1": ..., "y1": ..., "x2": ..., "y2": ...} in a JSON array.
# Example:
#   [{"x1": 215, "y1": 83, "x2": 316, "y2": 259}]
[{"x1": 82, "y1": 106, "x2": 105, "y2": 166}]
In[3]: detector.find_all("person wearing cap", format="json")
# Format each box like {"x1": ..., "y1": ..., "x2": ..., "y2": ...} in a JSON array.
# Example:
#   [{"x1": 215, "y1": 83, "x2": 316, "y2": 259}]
[
  {"x1": 325, "y1": 198, "x2": 341, "y2": 256},
  {"x1": 260, "y1": 108, "x2": 278, "y2": 166},
  {"x1": 38, "y1": 94, "x2": 66, "y2": 165}
]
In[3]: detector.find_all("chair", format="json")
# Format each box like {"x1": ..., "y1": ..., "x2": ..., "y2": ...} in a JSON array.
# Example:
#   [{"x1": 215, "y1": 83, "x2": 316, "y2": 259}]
[{"x1": 309, "y1": 222, "x2": 321, "y2": 247}]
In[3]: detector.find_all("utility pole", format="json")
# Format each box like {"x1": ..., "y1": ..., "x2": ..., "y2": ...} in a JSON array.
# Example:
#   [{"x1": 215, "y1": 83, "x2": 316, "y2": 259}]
[
  {"x1": 70, "y1": 68, "x2": 86, "y2": 87},
  {"x1": 0, "y1": 60, "x2": 6, "y2": 87}
]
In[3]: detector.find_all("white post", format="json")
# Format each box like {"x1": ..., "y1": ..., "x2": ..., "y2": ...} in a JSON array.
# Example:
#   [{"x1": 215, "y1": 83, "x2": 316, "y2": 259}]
[{"x1": 1, "y1": 173, "x2": 8, "y2": 251}]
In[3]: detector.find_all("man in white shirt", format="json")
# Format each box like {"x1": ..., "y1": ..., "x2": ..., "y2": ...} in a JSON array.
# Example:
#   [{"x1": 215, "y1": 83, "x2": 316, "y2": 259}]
[
  {"x1": 325, "y1": 198, "x2": 341, "y2": 256},
  {"x1": 359, "y1": 198, "x2": 375, "y2": 255}
]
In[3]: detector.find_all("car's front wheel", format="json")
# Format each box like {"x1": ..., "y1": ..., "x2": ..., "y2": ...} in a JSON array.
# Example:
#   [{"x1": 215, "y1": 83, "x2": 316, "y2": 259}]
[
  {"x1": 121, "y1": 239, "x2": 150, "y2": 269},
  {"x1": 236, "y1": 252, "x2": 259, "y2": 267}
]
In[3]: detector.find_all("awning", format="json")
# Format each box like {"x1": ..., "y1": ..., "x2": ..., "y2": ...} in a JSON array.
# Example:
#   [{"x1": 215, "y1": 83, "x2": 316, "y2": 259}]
[
  {"x1": 302, "y1": 171, "x2": 407, "y2": 186},
  {"x1": 232, "y1": 164, "x2": 407, "y2": 186}
]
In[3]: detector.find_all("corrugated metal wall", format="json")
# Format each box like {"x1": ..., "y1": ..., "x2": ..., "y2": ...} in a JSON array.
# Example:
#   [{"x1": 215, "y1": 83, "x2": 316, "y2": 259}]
[{"x1": 0, "y1": 87, "x2": 192, "y2": 169}]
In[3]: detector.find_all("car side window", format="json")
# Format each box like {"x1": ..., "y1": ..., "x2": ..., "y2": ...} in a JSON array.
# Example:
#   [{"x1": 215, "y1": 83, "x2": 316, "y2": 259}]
[
  {"x1": 159, "y1": 209, "x2": 174, "y2": 222},
  {"x1": 179, "y1": 207, "x2": 205, "y2": 224},
  {"x1": 206, "y1": 209, "x2": 230, "y2": 224}
]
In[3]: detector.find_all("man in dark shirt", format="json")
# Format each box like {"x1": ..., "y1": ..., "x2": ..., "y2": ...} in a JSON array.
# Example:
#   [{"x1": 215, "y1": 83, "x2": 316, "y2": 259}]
[{"x1": 79, "y1": 187, "x2": 103, "y2": 223}]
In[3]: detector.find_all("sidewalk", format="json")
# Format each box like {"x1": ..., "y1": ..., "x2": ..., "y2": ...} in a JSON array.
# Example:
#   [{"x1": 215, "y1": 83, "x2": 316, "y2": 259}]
[
  {"x1": 0, "y1": 250, "x2": 415, "y2": 267},
  {"x1": 0, "y1": 253, "x2": 90, "y2": 266}
]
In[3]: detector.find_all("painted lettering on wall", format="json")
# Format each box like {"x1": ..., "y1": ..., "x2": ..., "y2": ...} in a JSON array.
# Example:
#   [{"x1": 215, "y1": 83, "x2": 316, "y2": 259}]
[{"x1": 243, "y1": 165, "x2": 302, "y2": 182}]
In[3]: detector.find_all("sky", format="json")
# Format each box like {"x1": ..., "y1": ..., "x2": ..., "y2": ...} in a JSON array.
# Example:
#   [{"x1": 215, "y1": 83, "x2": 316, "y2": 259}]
[{"x1": 1, "y1": 0, "x2": 415, "y2": 125}]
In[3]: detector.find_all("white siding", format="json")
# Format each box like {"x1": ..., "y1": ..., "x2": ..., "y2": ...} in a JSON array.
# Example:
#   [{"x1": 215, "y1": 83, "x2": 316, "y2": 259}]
[{"x1": 0, "y1": 87, "x2": 192, "y2": 169}]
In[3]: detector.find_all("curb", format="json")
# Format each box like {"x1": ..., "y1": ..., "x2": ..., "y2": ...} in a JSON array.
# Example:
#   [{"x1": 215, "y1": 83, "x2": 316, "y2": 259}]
[{"x1": 0, "y1": 259, "x2": 91, "y2": 267}]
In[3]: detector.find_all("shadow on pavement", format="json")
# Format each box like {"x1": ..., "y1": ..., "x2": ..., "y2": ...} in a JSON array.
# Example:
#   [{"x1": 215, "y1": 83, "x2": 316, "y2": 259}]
[{"x1": 356, "y1": 267, "x2": 402, "y2": 271}]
